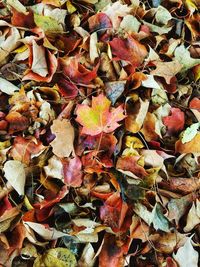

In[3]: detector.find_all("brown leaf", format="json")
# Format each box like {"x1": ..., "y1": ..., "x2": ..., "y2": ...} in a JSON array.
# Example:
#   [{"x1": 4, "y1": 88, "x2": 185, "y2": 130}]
[
  {"x1": 50, "y1": 119, "x2": 75, "y2": 158},
  {"x1": 151, "y1": 61, "x2": 183, "y2": 84}
]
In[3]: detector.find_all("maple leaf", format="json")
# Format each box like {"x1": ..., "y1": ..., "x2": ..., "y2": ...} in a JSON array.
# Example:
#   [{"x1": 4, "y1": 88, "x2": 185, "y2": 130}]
[
  {"x1": 76, "y1": 94, "x2": 126, "y2": 136},
  {"x1": 163, "y1": 108, "x2": 185, "y2": 133}
]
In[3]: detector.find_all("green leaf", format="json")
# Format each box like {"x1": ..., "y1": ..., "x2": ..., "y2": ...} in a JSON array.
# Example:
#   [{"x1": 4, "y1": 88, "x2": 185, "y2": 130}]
[
  {"x1": 181, "y1": 123, "x2": 200, "y2": 144},
  {"x1": 125, "y1": 184, "x2": 145, "y2": 201},
  {"x1": 174, "y1": 45, "x2": 200, "y2": 72},
  {"x1": 120, "y1": 15, "x2": 141, "y2": 33},
  {"x1": 133, "y1": 203, "x2": 170, "y2": 232},
  {"x1": 34, "y1": 14, "x2": 63, "y2": 33},
  {"x1": 155, "y1": 6, "x2": 172, "y2": 25},
  {"x1": 33, "y1": 248, "x2": 77, "y2": 267},
  {"x1": 95, "y1": 0, "x2": 111, "y2": 11},
  {"x1": 152, "y1": 203, "x2": 170, "y2": 232}
]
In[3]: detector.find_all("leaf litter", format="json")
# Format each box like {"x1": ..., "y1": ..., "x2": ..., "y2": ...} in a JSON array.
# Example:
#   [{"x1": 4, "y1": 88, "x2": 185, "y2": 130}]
[{"x1": 0, "y1": 0, "x2": 199, "y2": 266}]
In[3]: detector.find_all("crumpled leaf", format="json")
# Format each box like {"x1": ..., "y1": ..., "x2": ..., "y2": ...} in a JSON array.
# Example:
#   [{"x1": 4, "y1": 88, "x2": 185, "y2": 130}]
[
  {"x1": 78, "y1": 243, "x2": 96, "y2": 267},
  {"x1": 10, "y1": 136, "x2": 45, "y2": 165},
  {"x1": 50, "y1": 119, "x2": 75, "y2": 158},
  {"x1": 59, "y1": 56, "x2": 98, "y2": 84},
  {"x1": 151, "y1": 61, "x2": 182, "y2": 84},
  {"x1": 76, "y1": 94, "x2": 126, "y2": 136},
  {"x1": 133, "y1": 203, "x2": 170, "y2": 232},
  {"x1": 173, "y1": 236, "x2": 198, "y2": 267},
  {"x1": 174, "y1": 44, "x2": 200, "y2": 72},
  {"x1": 105, "y1": 81, "x2": 126, "y2": 105},
  {"x1": 109, "y1": 36, "x2": 148, "y2": 67},
  {"x1": 24, "y1": 222, "x2": 69, "y2": 240},
  {"x1": 103, "y1": 1, "x2": 131, "y2": 29},
  {"x1": 33, "y1": 248, "x2": 77, "y2": 267},
  {"x1": 184, "y1": 200, "x2": 200, "y2": 232},
  {"x1": 155, "y1": 6, "x2": 172, "y2": 24},
  {"x1": 3, "y1": 160, "x2": 26, "y2": 195},
  {"x1": 125, "y1": 97, "x2": 149, "y2": 133},
  {"x1": 34, "y1": 13, "x2": 63, "y2": 33},
  {"x1": 120, "y1": 15, "x2": 141, "y2": 33}
]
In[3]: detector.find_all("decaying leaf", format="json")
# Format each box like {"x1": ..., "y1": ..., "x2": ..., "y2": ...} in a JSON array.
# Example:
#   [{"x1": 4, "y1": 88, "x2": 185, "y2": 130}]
[{"x1": 33, "y1": 248, "x2": 77, "y2": 267}]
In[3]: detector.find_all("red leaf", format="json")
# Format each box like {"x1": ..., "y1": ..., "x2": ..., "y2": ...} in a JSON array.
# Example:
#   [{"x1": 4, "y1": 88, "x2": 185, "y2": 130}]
[
  {"x1": 59, "y1": 56, "x2": 98, "y2": 84},
  {"x1": 109, "y1": 36, "x2": 148, "y2": 67},
  {"x1": 99, "y1": 233, "x2": 125, "y2": 267},
  {"x1": 116, "y1": 156, "x2": 148, "y2": 178},
  {"x1": 62, "y1": 156, "x2": 83, "y2": 187},
  {"x1": 0, "y1": 196, "x2": 12, "y2": 217},
  {"x1": 88, "y1": 13, "x2": 112, "y2": 32},
  {"x1": 10, "y1": 136, "x2": 45, "y2": 164},
  {"x1": 11, "y1": 8, "x2": 35, "y2": 28},
  {"x1": 76, "y1": 94, "x2": 126, "y2": 136},
  {"x1": 163, "y1": 108, "x2": 185, "y2": 133},
  {"x1": 23, "y1": 47, "x2": 57, "y2": 83},
  {"x1": 56, "y1": 76, "x2": 78, "y2": 99},
  {"x1": 6, "y1": 111, "x2": 29, "y2": 134},
  {"x1": 189, "y1": 97, "x2": 200, "y2": 110},
  {"x1": 56, "y1": 35, "x2": 81, "y2": 55},
  {"x1": 100, "y1": 192, "x2": 128, "y2": 231}
]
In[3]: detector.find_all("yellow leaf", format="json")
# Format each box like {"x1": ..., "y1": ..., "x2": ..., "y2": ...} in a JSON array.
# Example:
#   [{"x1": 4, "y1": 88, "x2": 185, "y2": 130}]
[
  {"x1": 24, "y1": 195, "x2": 34, "y2": 210},
  {"x1": 66, "y1": 0, "x2": 77, "y2": 14},
  {"x1": 34, "y1": 14, "x2": 63, "y2": 33},
  {"x1": 0, "y1": 140, "x2": 10, "y2": 150},
  {"x1": 40, "y1": 172, "x2": 60, "y2": 194},
  {"x1": 33, "y1": 248, "x2": 77, "y2": 267},
  {"x1": 13, "y1": 45, "x2": 28, "y2": 53},
  {"x1": 125, "y1": 136, "x2": 144, "y2": 149}
]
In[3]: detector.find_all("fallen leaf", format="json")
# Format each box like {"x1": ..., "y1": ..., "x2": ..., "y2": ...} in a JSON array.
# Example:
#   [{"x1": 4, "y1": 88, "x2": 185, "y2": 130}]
[
  {"x1": 174, "y1": 44, "x2": 200, "y2": 72},
  {"x1": 173, "y1": 236, "x2": 198, "y2": 267},
  {"x1": 33, "y1": 248, "x2": 77, "y2": 267},
  {"x1": 175, "y1": 132, "x2": 200, "y2": 153},
  {"x1": 3, "y1": 160, "x2": 26, "y2": 195},
  {"x1": 181, "y1": 122, "x2": 200, "y2": 144},
  {"x1": 90, "y1": 32, "x2": 99, "y2": 63},
  {"x1": 163, "y1": 108, "x2": 185, "y2": 133},
  {"x1": 10, "y1": 136, "x2": 45, "y2": 164},
  {"x1": 151, "y1": 61, "x2": 182, "y2": 84},
  {"x1": 117, "y1": 155, "x2": 148, "y2": 178},
  {"x1": 0, "y1": 77, "x2": 19, "y2": 95},
  {"x1": 34, "y1": 13, "x2": 63, "y2": 33},
  {"x1": 24, "y1": 222, "x2": 69, "y2": 240},
  {"x1": 50, "y1": 119, "x2": 75, "y2": 158},
  {"x1": 125, "y1": 98, "x2": 149, "y2": 133},
  {"x1": 109, "y1": 36, "x2": 148, "y2": 67},
  {"x1": 103, "y1": 1, "x2": 131, "y2": 29},
  {"x1": 76, "y1": 94, "x2": 126, "y2": 136},
  {"x1": 184, "y1": 200, "x2": 200, "y2": 232},
  {"x1": 62, "y1": 156, "x2": 83, "y2": 187}
]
